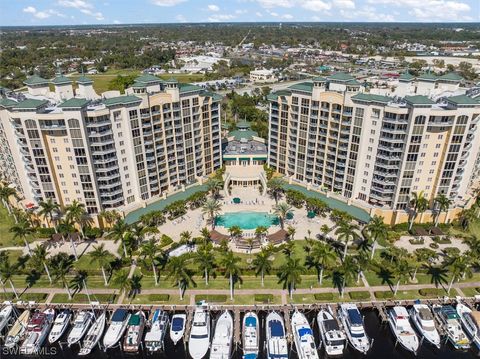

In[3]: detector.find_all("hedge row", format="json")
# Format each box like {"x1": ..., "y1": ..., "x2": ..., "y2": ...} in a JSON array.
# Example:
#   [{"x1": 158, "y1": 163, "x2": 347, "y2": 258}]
[{"x1": 195, "y1": 294, "x2": 228, "y2": 303}]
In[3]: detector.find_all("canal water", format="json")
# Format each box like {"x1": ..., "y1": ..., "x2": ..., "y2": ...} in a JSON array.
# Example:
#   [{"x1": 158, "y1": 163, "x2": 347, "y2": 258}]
[{"x1": 2, "y1": 309, "x2": 478, "y2": 358}]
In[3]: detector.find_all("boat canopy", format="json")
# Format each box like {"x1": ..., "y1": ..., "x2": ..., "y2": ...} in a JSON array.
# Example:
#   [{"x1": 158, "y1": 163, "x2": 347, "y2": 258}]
[
  {"x1": 152, "y1": 309, "x2": 161, "y2": 322},
  {"x1": 418, "y1": 308, "x2": 433, "y2": 320},
  {"x1": 323, "y1": 319, "x2": 340, "y2": 332},
  {"x1": 111, "y1": 309, "x2": 128, "y2": 321},
  {"x1": 128, "y1": 315, "x2": 141, "y2": 326},
  {"x1": 347, "y1": 309, "x2": 362, "y2": 325},
  {"x1": 245, "y1": 316, "x2": 257, "y2": 327},
  {"x1": 269, "y1": 320, "x2": 284, "y2": 337},
  {"x1": 172, "y1": 317, "x2": 184, "y2": 331},
  {"x1": 298, "y1": 328, "x2": 312, "y2": 337},
  {"x1": 244, "y1": 354, "x2": 258, "y2": 359},
  {"x1": 442, "y1": 306, "x2": 460, "y2": 319}
]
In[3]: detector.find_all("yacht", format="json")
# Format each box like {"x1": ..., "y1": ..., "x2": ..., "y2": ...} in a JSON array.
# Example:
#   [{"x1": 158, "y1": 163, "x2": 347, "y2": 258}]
[
  {"x1": 170, "y1": 313, "x2": 186, "y2": 345},
  {"x1": 103, "y1": 308, "x2": 130, "y2": 349},
  {"x1": 409, "y1": 304, "x2": 440, "y2": 348},
  {"x1": 266, "y1": 311, "x2": 288, "y2": 359},
  {"x1": 0, "y1": 304, "x2": 13, "y2": 333},
  {"x1": 210, "y1": 311, "x2": 233, "y2": 359},
  {"x1": 456, "y1": 303, "x2": 480, "y2": 349},
  {"x1": 123, "y1": 310, "x2": 146, "y2": 352},
  {"x1": 48, "y1": 309, "x2": 71, "y2": 344},
  {"x1": 145, "y1": 309, "x2": 170, "y2": 352},
  {"x1": 188, "y1": 306, "x2": 210, "y2": 359},
  {"x1": 20, "y1": 308, "x2": 55, "y2": 355},
  {"x1": 317, "y1": 307, "x2": 346, "y2": 356},
  {"x1": 432, "y1": 304, "x2": 470, "y2": 350},
  {"x1": 4, "y1": 310, "x2": 30, "y2": 349},
  {"x1": 242, "y1": 311, "x2": 259, "y2": 359},
  {"x1": 66, "y1": 310, "x2": 93, "y2": 346},
  {"x1": 79, "y1": 311, "x2": 106, "y2": 356},
  {"x1": 387, "y1": 306, "x2": 419, "y2": 354},
  {"x1": 291, "y1": 311, "x2": 319, "y2": 359},
  {"x1": 338, "y1": 304, "x2": 370, "y2": 354}
]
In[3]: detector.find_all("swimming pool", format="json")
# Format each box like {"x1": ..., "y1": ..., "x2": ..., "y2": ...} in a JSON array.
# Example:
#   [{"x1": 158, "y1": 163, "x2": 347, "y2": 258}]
[{"x1": 215, "y1": 211, "x2": 279, "y2": 230}]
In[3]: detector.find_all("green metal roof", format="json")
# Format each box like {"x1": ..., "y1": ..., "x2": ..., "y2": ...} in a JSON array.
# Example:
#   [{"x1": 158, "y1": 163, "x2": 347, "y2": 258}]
[
  {"x1": 399, "y1": 72, "x2": 415, "y2": 81},
  {"x1": 327, "y1": 72, "x2": 355, "y2": 82},
  {"x1": 267, "y1": 90, "x2": 291, "y2": 101},
  {"x1": 76, "y1": 75, "x2": 93, "y2": 84},
  {"x1": 288, "y1": 82, "x2": 313, "y2": 93},
  {"x1": 0, "y1": 98, "x2": 17, "y2": 108},
  {"x1": 135, "y1": 74, "x2": 162, "y2": 84},
  {"x1": 24, "y1": 75, "x2": 49, "y2": 86},
  {"x1": 125, "y1": 184, "x2": 208, "y2": 224},
  {"x1": 282, "y1": 183, "x2": 371, "y2": 223},
  {"x1": 229, "y1": 129, "x2": 258, "y2": 141},
  {"x1": 438, "y1": 72, "x2": 463, "y2": 82},
  {"x1": 351, "y1": 93, "x2": 391, "y2": 104},
  {"x1": 202, "y1": 91, "x2": 223, "y2": 101},
  {"x1": 404, "y1": 95, "x2": 435, "y2": 106},
  {"x1": 58, "y1": 98, "x2": 90, "y2": 109},
  {"x1": 417, "y1": 72, "x2": 437, "y2": 81},
  {"x1": 165, "y1": 77, "x2": 179, "y2": 83},
  {"x1": 131, "y1": 81, "x2": 146, "y2": 88},
  {"x1": 446, "y1": 95, "x2": 479, "y2": 105},
  {"x1": 179, "y1": 83, "x2": 202, "y2": 93},
  {"x1": 345, "y1": 79, "x2": 361, "y2": 86},
  {"x1": 103, "y1": 95, "x2": 142, "y2": 107},
  {"x1": 51, "y1": 74, "x2": 72, "y2": 85},
  {"x1": 13, "y1": 99, "x2": 48, "y2": 110},
  {"x1": 313, "y1": 77, "x2": 327, "y2": 82},
  {"x1": 236, "y1": 120, "x2": 251, "y2": 129}
]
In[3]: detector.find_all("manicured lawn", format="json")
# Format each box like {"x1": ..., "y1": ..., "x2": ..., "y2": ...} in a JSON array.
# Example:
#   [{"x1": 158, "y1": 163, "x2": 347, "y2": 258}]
[
  {"x1": 0, "y1": 292, "x2": 47, "y2": 302},
  {"x1": 364, "y1": 270, "x2": 432, "y2": 287},
  {"x1": 159, "y1": 73, "x2": 206, "y2": 83},
  {"x1": 50, "y1": 293, "x2": 117, "y2": 304},
  {"x1": 290, "y1": 293, "x2": 343, "y2": 304},
  {"x1": 127, "y1": 294, "x2": 190, "y2": 305},
  {"x1": 459, "y1": 287, "x2": 480, "y2": 297},
  {"x1": 0, "y1": 205, "x2": 16, "y2": 248},
  {"x1": 10, "y1": 274, "x2": 117, "y2": 290},
  {"x1": 374, "y1": 288, "x2": 458, "y2": 301}
]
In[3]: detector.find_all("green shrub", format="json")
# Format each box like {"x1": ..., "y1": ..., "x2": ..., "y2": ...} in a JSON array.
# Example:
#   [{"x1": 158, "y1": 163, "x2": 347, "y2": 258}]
[
  {"x1": 419, "y1": 288, "x2": 442, "y2": 297},
  {"x1": 349, "y1": 291, "x2": 370, "y2": 300},
  {"x1": 374, "y1": 291, "x2": 395, "y2": 300},
  {"x1": 84, "y1": 226, "x2": 103, "y2": 239},
  {"x1": 314, "y1": 293, "x2": 334, "y2": 301},
  {"x1": 36, "y1": 227, "x2": 55, "y2": 238},
  {"x1": 254, "y1": 294, "x2": 274, "y2": 303},
  {"x1": 147, "y1": 294, "x2": 170, "y2": 302},
  {"x1": 432, "y1": 236, "x2": 451, "y2": 244},
  {"x1": 429, "y1": 242, "x2": 439, "y2": 249},
  {"x1": 159, "y1": 234, "x2": 173, "y2": 248},
  {"x1": 409, "y1": 238, "x2": 424, "y2": 245},
  {"x1": 195, "y1": 294, "x2": 227, "y2": 303}
]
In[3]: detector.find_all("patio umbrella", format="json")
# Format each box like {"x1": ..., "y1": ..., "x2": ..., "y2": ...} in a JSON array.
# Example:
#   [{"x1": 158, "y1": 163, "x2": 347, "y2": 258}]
[
  {"x1": 307, "y1": 211, "x2": 316, "y2": 219},
  {"x1": 233, "y1": 197, "x2": 241, "y2": 204}
]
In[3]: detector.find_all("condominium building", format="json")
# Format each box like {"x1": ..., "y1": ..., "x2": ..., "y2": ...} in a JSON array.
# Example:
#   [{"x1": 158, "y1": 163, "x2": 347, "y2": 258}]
[
  {"x1": 0, "y1": 73, "x2": 222, "y2": 217},
  {"x1": 267, "y1": 72, "x2": 480, "y2": 222}
]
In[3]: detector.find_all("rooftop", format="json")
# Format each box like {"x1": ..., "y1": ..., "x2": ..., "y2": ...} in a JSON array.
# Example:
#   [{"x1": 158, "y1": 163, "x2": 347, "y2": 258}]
[
  {"x1": 446, "y1": 94, "x2": 479, "y2": 105},
  {"x1": 135, "y1": 74, "x2": 163, "y2": 84},
  {"x1": 58, "y1": 98, "x2": 90, "y2": 109},
  {"x1": 51, "y1": 74, "x2": 72, "y2": 85},
  {"x1": 229, "y1": 129, "x2": 258, "y2": 141},
  {"x1": 288, "y1": 82, "x2": 313, "y2": 93},
  {"x1": 179, "y1": 83, "x2": 202, "y2": 93},
  {"x1": 76, "y1": 75, "x2": 93, "y2": 84},
  {"x1": 13, "y1": 99, "x2": 49, "y2": 110},
  {"x1": 24, "y1": 75, "x2": 49, "y2": 86},
  {"x1": 0, "y1": 98, "x2": 18, "y2": 108},
  {"x1": 404, "y1": 95, "x2": 435, "y2": 106},
  {"x1": 351, "y1": 93, "x2": 391, "y2": 104},
  {"x1": 224, "y1": 139, "x2": 267, "y2": 156},
  {"x1": 327, "y1": 72, "x2": 355, "y2": 82},
  {"x1": 103, "y1": 95, "x2": 142, "y2": 107},
  {"x1": 438, "y1": 72, "x2": 463, "y2": 82}
]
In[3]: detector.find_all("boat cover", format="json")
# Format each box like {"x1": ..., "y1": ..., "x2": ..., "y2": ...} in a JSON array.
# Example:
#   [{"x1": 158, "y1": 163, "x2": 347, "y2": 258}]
[
  {"x1": 269, "y1": 320, "x2": 284, "y2": 337},
  {"x1": 172, "y1": 317, "x2": 184, "y2": 331},
  {"x1": 323, "y1": 319, "x2": 340, "y2": 332},
  {"x1": 347, "y1": 309, "x2": 362, "y2": 325},
  {"x1": 128, "y1": 314, "x2": 140, "y2": 326},
  {"x1": 111, "y1": 309, "x2": 128, "y2": 322},
  {"x1": 442, "y1": 306, "x2": 460, "y2": 319},
  {"x1": 298, "y1": 328, "x2": 312, "y2": 337},
  {"x1": 245, "y1": 316, "x2": 256, "y2": 327},
  {"x1": 418, "y1": 308, "x2": 433, "y2": 320},
  {"x1": 243, "y1": 354, "x2": 257, "y2": 359}
]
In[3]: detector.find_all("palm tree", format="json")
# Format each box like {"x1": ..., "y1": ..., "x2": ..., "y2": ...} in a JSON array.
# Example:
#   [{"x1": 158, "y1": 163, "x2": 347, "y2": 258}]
[
  {"x1": 228, "y1": 225, "x2": 243, "y2": 240},
  {"x1": 38, "y1": 199, "x2": 60, "y2": 232},
  {"x1": 126, "y1": 274, "x2": 142, "y2": 300},
  {"x1": 434, "y1": 194, "x2": 452, "y2": 227},
  {"x1": 320, "y1": 224, "x2": 330, "y2": 238},
  {"x1": 179, "y1": 231, "x2": 193, "y2": 246},
  {"x1": 90, "y1": 244, "x2": 111, "y2": 286},
  {"x1": 273, "y1": 202, "x2": 292, "y2": 229},
  {"x1": 10, "y1": 220, "x2": 34, "y2": 256},
  {"x1": 196, "y1": 244, "x2": 216, "y2": 286},
  {"x1": 219, "y1": 250, "x2": 242, "y2": 300},
  {"x1": 364, "y1": 215, "x2": 389, "y2": 259},
  {"x1": 254, "y1": 226, "x2": 268, "y2": 240},
  {"x1": 98, "y1": 210, "x2": 121, "y2": 228},
  {"x1": 305, "y1": 242, "x2": 336, "y2": 286},
  {"x1": 50, "y1": 253, "x2": 74, "y2": 299},
  {"x1": 113, "y1": 269, "x2": 129, "y2": 297},
  {"x1": 0, "y1": 184, "x2": 16, "y2": 215},
  {"x1": 335, "y1": 221, "x2": 360, "y2": 261},
  {"x1": 459, "y1": 207, "x2": 476, "y2": 230},
  {"x1": 31, "y1": 245, "x2": 52, "y2": 283},
  {"x1": 267, "y1": 177, "x2": 285, "y2": 204},
  {"x1": 69, "y1": 270, "x2": 88, "y2": 296},
  {"x1": 200, "y1": 227, "x2": 211, "y2": 245},
  {"x1": 408, "y1": 191, "x2": 428, "y2": 231},
  {"x1": 65, "y1": 200, "x2": 88, "y2": 236},
  {"x1": 106, "y1": 219, "x2": 130, "y2": 257},
  {"x1": 393, "y1": 260, "x2": 411, "y2": 296},
  {"x1": 447, "y1": 255, "x2": 472, "y2": 294},
  {"x1": 286, "y1": 226, "x2": 296, "y2": 240},
  {"x1": 165, "y1": 256, "x2": 195, "y2": 300},
  {"x1": 277, "y1": 257, "x2": 305, "y2": 299},
  {"x1": 0, "y1": 256, "x2": 19, "y2": 299},
  {"x1": 339, "y1": 255, "x2": 357, "y2": 298},
  {"x1": 205, "y1": 178, "x2": 223, "y2": 198},
  {"x1": 140, "y1": 239, "x2": 160, "y2": 286},
  {"x1": 202, "y1": 198, "x2": 222, "y2": 229},
  {"x1": 252, "y1": 248, "x2": 273, "y2": 287},
  {"x1": 424, "y1": 264, "x2": 448, "y2": 289}
]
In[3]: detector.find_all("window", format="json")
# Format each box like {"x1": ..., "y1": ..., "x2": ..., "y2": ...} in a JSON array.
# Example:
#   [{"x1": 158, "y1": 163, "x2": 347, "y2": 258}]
[
  {"x1": 435, "y1": 144, "x2": 441, "y2": 149},
  {"x1": 53, "y1": 148, "x2": 58, "y2": 153}
]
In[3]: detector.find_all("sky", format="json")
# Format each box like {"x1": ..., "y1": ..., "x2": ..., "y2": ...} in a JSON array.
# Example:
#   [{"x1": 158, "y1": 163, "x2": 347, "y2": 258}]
[{"x1": 1, "y1": 0, "x2": 479, "y2": 26}]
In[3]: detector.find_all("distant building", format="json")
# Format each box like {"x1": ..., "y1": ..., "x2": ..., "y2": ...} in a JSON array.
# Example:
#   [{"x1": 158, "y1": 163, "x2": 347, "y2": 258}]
[
  {"x1": 180, "y1": 56, "x2": 229, "y2": 73},
  {"x1": 249, "y1": 69, "x2": 277, "y2": 83}
]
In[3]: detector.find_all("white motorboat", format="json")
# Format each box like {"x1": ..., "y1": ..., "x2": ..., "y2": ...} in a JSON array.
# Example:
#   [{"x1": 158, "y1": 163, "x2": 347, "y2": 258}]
[
  {"x1": 20, "y1": 308, "x2": 55, "y2": 355},
  {"x1": 291, "y1": 311, "x2": 319, "y2": 359},
  {"x1": 0, "y1": 304, "x2": 13, "y2": 333},
  {"x1": 188, "y1": 306, "x2": 211, "y2": 359},
  {"x1": 266, "y1": 311, "x2": 288, "y2": 359},
  {"x1": 317, "y1": 308, "x2": 346, "y2": 356},
  {"x1": 210, "y1": 310, "x2": 233, "y2": 359},
  {"x1": 145, "y1": 309, "x2": 170, "y2": 352},
  {"x1": 338, "y1": 304, "x2": 370, "y2": 354},
  {"x1": 4, "y1": 310, "x2": 30, "y2": 349},
  {"x1": 123, "y1": 310, "x2": 146, "y2": 352},
  {"x1": 48, "y1": 309, "x2": 72, "y2": 344},
  {"x1": 456, "y1": 303, "x2": 480, "y2": 349},
  {"x1": 79, "y1": 311, "x2": 106, "y2": 356},
  {"x1": 432, "y1": 304, "x2": 470, "y2": 350},
  {"x1": 170, "y1": 313, "x2": 186, "y2": 345},
  {"x1": 66, "y1": 310, "x2": 93, "y2": 346},
  {"x1": 409, "y1": 304, "x2": 440, "y2": 349},
  {"x1": 387, "y1": 306, "x2": 419, "y2": 354},
  {"x1": 242, "y1": 312, "x2": 259, "y2": 359},
  {"x1": 102, "y1": 308, "x2": 130, "y2": 349}
]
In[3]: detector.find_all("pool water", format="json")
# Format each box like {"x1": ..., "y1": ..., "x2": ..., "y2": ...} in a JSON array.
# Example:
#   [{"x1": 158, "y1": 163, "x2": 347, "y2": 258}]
[{"x1": 215, "y1": 211, "x2": 279, "y2": 230}]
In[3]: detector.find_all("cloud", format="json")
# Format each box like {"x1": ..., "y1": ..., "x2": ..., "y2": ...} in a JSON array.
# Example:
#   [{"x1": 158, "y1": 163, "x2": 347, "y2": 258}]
[
  {"x1": 282, "y1": 14, "x2": 294, "y2": 19},
  {"x1": 175, "y1": 14, "x2": 187, "y2": 22},
  {"x1": 235, "y1": 9, "x2": 248, "y2": 15},
  {"x1": 113, "y1": 19, "x2": 121, "y2": 24},
  {"x1": 333, "y1": 0, "x2": 355, "y2": 9},
  {"x1": 302, "y1": 0, "x2": 332, "y2": 11},
  {"x1": 340, "y1": 6, "x2": 395, "y2": 21},
  {"x1": 23, "y1": 6, "x2": 66, "y2": 19},
  {"x1": 23, "y1": 6, "x2": 37, "y2": 14},
  {"x1": 151, "y1": 0, "x2": 187, "y2": 6},
  {"x1": 208, "y1": 14, "x2": 235, "y2": 22},
  {"x1": 207, "y1": 4, "x2": 220, "y2": 11},
  {"x1": 256, "y1": 0, "x2": 295, "y2": 8},
  {"x1": 58, "y1": 0, "x2": 103, "y2": 20},
  {"x1": 255, "y1": 11, "x2": 263, "y2": 17}
]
